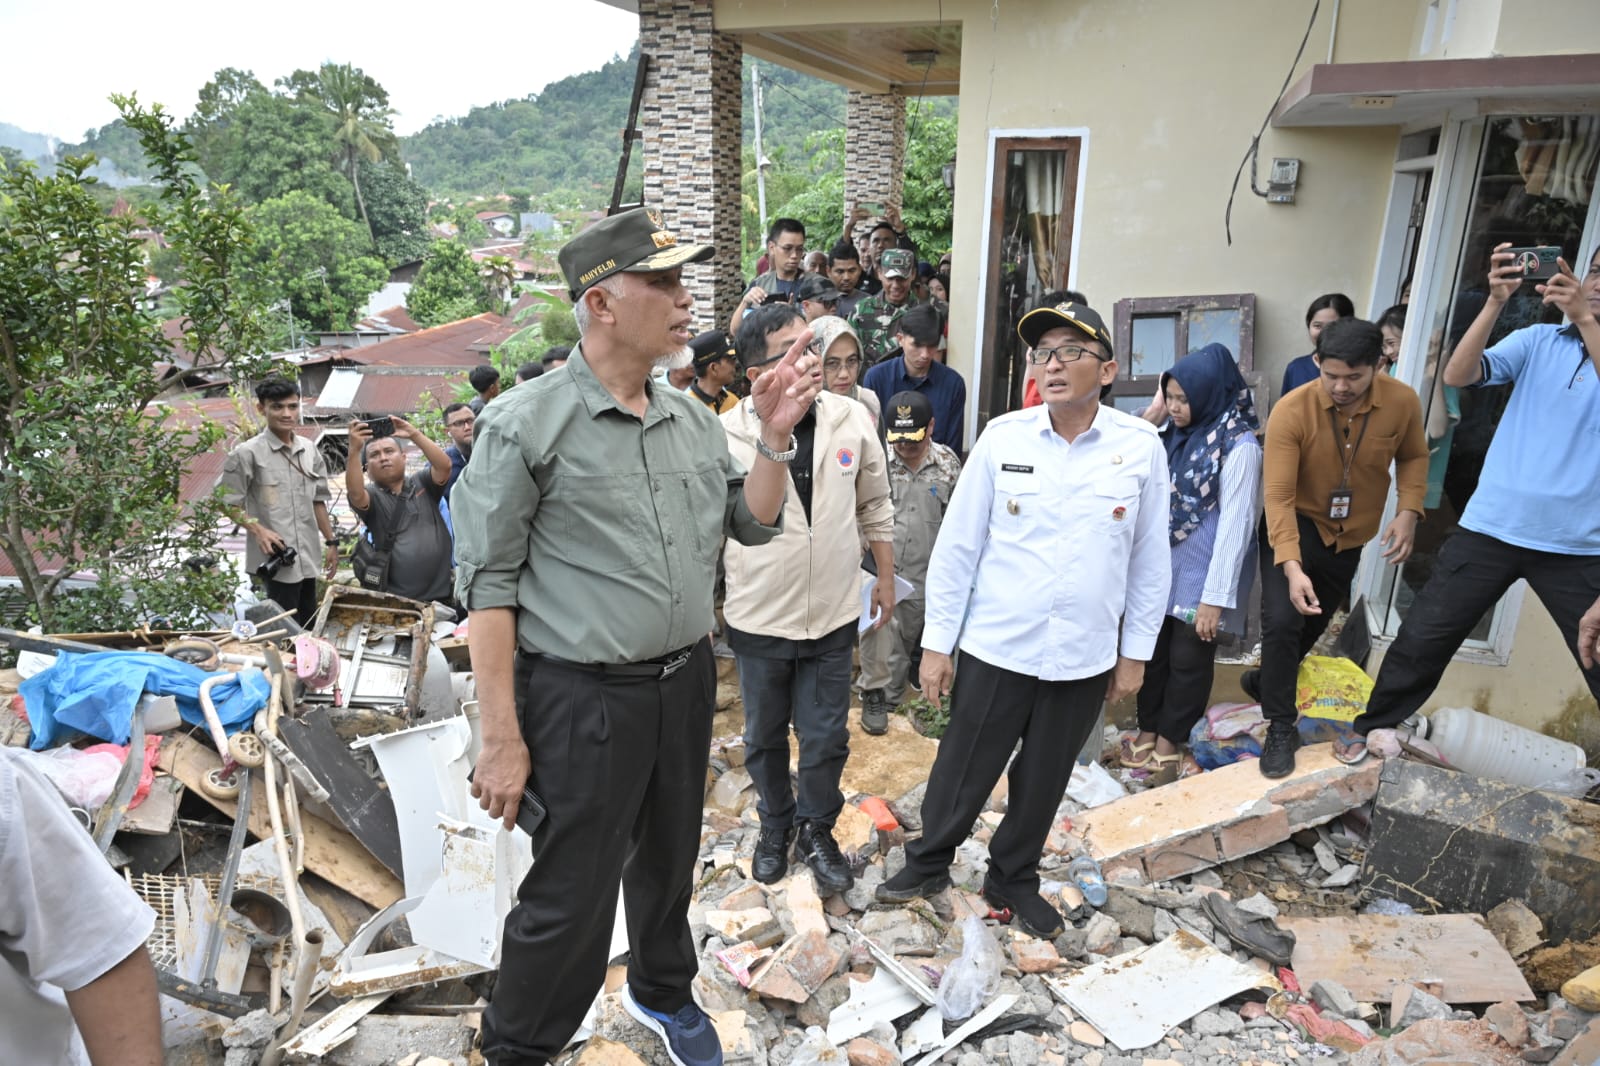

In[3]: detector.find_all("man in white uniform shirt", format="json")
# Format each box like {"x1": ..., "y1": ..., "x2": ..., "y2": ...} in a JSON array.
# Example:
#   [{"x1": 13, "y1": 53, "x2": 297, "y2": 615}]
[{"x1": 875, "y1": 302, "x2": 1171, "y2": 939}]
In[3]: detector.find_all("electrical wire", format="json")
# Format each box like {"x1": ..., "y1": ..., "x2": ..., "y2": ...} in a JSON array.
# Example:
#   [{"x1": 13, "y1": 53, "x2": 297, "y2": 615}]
[
  {"x1": 761, "y1": 74, "x2": 845, "y2": 131},
  {"x1": 1224, "y1": 0, "x2": 1321, "y2": 246}
]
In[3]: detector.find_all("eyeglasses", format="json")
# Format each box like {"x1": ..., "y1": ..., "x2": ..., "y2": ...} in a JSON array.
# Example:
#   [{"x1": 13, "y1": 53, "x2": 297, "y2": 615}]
[
  {"x1": 1027, "y1": 345, "x2": 1101, "y2": 366},
  {"x1": 775, "y1": 242, "x2": 805, "y2": 255},
  {"x1": 824, "y1": 356, "x2": 861, "y2": 374},
  {"x1": 446, "y1": 417, "x2": 475, "y2": 429}
]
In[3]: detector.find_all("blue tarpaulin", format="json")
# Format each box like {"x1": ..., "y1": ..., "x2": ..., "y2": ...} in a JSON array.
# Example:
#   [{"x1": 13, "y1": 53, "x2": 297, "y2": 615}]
[{"x1": 20, "y1": 651, "x2": 270, "y2": 750}]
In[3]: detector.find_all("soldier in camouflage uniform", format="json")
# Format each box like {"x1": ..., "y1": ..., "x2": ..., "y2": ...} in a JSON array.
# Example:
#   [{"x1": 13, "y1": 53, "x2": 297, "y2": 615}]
[
  {"x1": 850, "y1": 248, "x2": 920, "y2": 368},
  {"x1": 855, "y1": 390, "x2": 963, "y2": 734}
]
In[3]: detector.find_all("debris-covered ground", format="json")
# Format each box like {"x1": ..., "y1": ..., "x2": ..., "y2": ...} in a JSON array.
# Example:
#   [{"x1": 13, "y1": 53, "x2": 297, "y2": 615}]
[{"x1": 3, "y1": 599, "x2": 1598, "y2": 1066}]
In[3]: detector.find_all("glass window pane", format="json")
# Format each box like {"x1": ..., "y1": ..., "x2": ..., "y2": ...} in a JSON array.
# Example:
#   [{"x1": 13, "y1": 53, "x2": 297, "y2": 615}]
[
  {"x1": 1186, "y1": 307, "x2": 1243, "y2": 357},
  {"x1": 1129, "y1": 315, "x2": 1178, "y2": 377},
  {"x1": 1373, "y1": 113, "x2": 1599, "y2": 637}
]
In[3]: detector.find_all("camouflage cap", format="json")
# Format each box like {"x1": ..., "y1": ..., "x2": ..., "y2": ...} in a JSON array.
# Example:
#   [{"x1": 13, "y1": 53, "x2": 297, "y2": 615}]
[{"x1": 879, "y1": 248, "x2": 915, "y2": 279}]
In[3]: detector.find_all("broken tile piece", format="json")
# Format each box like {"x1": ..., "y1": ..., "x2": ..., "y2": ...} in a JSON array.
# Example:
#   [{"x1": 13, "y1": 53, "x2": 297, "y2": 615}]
[
  {"x1": 1487, "y1": 900, "x2": 1546, "y2": 959},
  {"x1": 704, "y1": 907, "x2": 783, "y2": 948}
]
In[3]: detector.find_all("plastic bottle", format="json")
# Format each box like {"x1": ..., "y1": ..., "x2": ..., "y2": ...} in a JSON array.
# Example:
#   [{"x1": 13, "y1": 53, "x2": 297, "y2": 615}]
[
  {"x1": 1066, "y1": 852, "x2": 1108, "y2": 908},
  {"x1": 1421, "y1": 706, "x2": 1586, "y2": 790},
  {"x1": 1171, "y1": 606, "x2": 1197, "y2": 624}
]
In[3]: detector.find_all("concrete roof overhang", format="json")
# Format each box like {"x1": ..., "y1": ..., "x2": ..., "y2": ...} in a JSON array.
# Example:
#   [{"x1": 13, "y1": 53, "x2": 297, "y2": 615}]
[{"x1": 1273, "y1": 53, "x2": 1600, "y2": 128}]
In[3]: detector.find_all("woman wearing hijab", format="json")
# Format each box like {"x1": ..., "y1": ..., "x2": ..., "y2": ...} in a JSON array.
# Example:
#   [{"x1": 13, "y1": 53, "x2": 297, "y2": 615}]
[
  {"x1": 1123, "y1": 344, "x2": 1263, "y2": 785},
  {"x1": 810, "y1": 315, "x2": 881, "y2": 429}
]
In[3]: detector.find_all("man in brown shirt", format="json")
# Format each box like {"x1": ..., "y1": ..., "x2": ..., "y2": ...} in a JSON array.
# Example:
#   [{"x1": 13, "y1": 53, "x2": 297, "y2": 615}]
[{"x1": 1249, "y1": 317, "x2": 1428, "y2": 777}]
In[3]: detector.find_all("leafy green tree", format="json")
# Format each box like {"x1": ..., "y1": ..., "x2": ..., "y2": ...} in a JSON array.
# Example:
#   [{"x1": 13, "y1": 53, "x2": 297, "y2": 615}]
[
  {"x1": 0, "y1": 96, "x2": 271, "y2": 631},
  {"x1": 0, "y1": 145, "x2": 21, "y2": 172},
  {"x1": 185, "y1": 67, "x2": 267, "y2": 180},
  {"x1": 361, "y1": 160, "x2": 430, "y2": 266},
  {"x1": 213, "y1": 91, "x2": 353, "y2": 214},
  {"x1": 246, "y1": 190, "x2": 387, "y2": 331},
  {"x1": 408, "y1": 240, "x2": 491, "y2": 326},
  {"x1": 900, "y1": 115, "x2": 957, "y2": 257},
  {"x1": 540, "y1": 302, "x2": 579, "y2": 347},
  {"x1": 451, "y1": 204, "x2": 490, "y2": 246},
  {"x1": 312, "y1": 62, "x2": 401, "y2": 247},
  {"x1": 478, "y1": 255, "x2": 517, "y2": 316}
]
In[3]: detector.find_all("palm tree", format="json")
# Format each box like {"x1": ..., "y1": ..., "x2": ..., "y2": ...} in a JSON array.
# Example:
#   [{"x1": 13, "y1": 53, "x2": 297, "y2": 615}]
[{"x1": 316, "y1": 63, "x2": 398, "y2": 249}]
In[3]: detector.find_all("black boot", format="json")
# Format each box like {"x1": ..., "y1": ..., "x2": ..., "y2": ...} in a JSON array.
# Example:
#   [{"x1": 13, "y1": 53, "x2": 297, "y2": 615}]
[
  {"x1": 752, "y1": 823, "x2": 794, "y2": 884},
  {"x1": 1259, "y1": 721, "x2": 1301, "y2": 779},
  {"x1": 795, "y1": 821, "x2": 853, "y2": 896},
  {"x1": 860, "y1": 689, "x2": 890, "y2": 735}
]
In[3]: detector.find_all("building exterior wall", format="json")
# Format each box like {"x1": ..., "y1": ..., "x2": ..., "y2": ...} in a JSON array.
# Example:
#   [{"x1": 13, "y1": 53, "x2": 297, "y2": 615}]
[
  {"x1": 845, "y1": 91, "x2": 908, "y2": 218},
  {"x1": 703, "y1": 0, "x2": 1600, "y2": 746},
  {"x1": 639, "y1": 0, "x2": 745, "y2": 330}
]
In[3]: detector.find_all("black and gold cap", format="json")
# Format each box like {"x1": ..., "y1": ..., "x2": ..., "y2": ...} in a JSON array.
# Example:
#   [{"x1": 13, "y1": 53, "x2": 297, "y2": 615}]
[
  {"x1": 1017, "y1": 301, "x2": 1112, "y2": 350},
  {"x1": 558, "y1": 206, "x2": 714, "y2": 299}
]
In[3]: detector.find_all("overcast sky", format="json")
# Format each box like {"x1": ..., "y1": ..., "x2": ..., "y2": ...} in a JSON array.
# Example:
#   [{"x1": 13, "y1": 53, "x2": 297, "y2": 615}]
[{"x1": 1, "y1": 0, "x2": 641, "y2": 141}]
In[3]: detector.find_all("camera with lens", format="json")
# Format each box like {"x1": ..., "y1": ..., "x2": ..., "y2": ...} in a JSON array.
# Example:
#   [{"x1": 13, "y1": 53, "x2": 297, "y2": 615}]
[{"x1": 255, "y1": 543, "x2": 298, "y2": 580}]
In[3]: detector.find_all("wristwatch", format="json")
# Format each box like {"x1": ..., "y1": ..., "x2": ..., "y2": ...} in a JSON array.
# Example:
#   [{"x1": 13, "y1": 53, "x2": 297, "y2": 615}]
[{"x1": 756, "y1": 434, "x2": 799, "y2": 463}]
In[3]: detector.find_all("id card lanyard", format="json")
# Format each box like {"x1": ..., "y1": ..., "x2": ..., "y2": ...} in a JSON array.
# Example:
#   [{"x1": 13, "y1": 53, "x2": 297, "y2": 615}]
[{"x1": 1327, "y1": 407, "x2": 1370, "y2": 521}]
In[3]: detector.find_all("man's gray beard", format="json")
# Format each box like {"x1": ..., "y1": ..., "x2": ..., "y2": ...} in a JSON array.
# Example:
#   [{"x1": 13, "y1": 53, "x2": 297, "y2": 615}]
[{"x1": 653, "y1": 346, "x2": 694, "y2": 372}]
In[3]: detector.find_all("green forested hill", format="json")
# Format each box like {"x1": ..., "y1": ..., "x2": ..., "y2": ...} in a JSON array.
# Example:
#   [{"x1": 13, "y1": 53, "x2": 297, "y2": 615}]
[{"x1": 399, "y1": 44, "x2": 951, "y2": 206}]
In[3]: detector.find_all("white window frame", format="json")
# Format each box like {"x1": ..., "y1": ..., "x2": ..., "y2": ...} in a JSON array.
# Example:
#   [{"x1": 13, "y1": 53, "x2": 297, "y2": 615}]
[{"x1": 1358, "y1": 111, "x2": 1600, "y2": 666}]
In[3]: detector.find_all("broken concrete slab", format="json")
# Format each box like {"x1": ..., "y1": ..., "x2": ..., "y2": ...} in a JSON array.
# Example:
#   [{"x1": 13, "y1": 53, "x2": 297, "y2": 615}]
[
  {"x1": 323, "y1": 1014, "x2": 473, "y2": 1066},
  {"x1": 1361, "y1": 759, "x2": 1600, "y2": 946},
  {"x1": 1047, "y1": 930, "x2": 1278, "y2": 1050},
  {"x1": 1280, "y1": 914, "x2": 1533, "y2": 1005},
  {"x1": 1070, "y1": 744, "x2": 1381, "y2": 881}
]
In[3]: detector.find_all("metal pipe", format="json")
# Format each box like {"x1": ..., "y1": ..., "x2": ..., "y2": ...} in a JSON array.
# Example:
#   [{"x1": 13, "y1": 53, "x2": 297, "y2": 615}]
[
  {"x1": 259, "y1": 930, "x2": 323, "y2": 1066},
  {"x1": 197, "y1": 674, "x2": 232, "y2": 759}
]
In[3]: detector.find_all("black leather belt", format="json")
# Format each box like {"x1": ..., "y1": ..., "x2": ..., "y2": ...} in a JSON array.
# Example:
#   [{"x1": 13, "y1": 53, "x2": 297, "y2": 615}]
[{"x1": 521, "y1": 644, "x2": 697, "y2": 681}]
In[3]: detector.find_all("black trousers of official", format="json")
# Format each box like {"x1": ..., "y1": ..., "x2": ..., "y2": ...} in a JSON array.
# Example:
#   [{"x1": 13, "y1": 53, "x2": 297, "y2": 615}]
[
  {"x1": 1258, "y1": 514, "x2": 1362, "y2": 727},
  {"x1": 480, "y1": 639, "x2": 715, "y2": 1066},
  {"x1": 1354, "y1": 530, "x2": 1600, "y2": 735},
  {"x1": 1136, "y1": 615, "x2": 1217, "y2": 747},
  {"x1": 902, "y1": 653, "x2": 1108, "y2": 893},
  {"x1": 261, "y1": 576, "x2": 319, "y2": 628}
]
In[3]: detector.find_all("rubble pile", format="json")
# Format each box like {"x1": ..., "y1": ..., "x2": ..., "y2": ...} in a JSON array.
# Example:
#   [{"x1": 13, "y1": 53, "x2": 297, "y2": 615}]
[{"x1": 2, "y1": 596, "x2": 1597, "y2": 1066}]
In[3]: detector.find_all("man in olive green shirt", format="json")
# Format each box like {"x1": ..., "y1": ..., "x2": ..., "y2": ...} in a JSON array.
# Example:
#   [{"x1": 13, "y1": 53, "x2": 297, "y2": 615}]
[{"x1": 451, "y1": 206, "x2": 823, "y2": 1066}]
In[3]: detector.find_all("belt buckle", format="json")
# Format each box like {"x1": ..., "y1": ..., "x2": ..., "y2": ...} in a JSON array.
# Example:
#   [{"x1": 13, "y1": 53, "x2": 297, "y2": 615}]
[{"x1": 658, "y1": 649, "x2": 693, "y2": 680}]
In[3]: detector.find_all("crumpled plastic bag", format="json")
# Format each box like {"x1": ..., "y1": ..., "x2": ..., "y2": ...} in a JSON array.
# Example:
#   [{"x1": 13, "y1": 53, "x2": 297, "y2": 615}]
[
  {"x1": 20, "y1": 651, "x2": 269, "y2": 749},
  {"x1": 789, "y1": 1025, "x2": 847, "y2": 1065},
  {"x1": 937, "y1": 915, "x2": 1004, "y2": 1022},
  {"x1": 28, "y1": 746, "x2": 127, "y2": 808}
]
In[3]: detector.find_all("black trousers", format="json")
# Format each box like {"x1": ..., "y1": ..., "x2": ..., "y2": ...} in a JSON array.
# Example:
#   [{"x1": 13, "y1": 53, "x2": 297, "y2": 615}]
[
  {"x1": 737, "y1": 638, "x2": 855, "y2": 829},
  {"x1": 480, "y1": 638, "x2": 716, "y2": 1066},
  {"x1": 261, "y1": 576, "x2": 318, "y2": 628},
  {"x1": 1135, "y1": 615, "x2": 1217, "y2": 747},
  {"x1": 1258, "y1": 514, "x2": 1362, "y2": 727},
  {"x1": 903, "y1": 653, "x2": 1108, "y2": 893},
  {"x1": 1355, "y1": 530, "x2": 1600, "y2": 735}
]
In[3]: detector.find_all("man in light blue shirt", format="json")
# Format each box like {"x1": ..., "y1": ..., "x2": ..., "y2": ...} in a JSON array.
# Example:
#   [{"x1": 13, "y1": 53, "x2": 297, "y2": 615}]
[
  {"x1": 875, "y1": 301, "x2": 1170, "y2": 939},
  {"x1": 1353, "y1": 243, "x2": 1600, "y2": 755}
]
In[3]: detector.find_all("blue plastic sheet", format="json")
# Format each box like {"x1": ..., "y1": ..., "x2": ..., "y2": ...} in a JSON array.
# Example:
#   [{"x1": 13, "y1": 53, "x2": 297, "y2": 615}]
[{"x1": 20, "y1": 651, "x2": 270, "y2": 750}]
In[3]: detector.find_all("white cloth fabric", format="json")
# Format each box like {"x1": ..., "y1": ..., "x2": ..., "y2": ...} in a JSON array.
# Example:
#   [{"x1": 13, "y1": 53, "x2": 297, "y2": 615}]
[
  {"x1": 0, "y1": 747, "x2": 156, "y2": 1066},
  {"x1": 922, "y1": 404, "x2": 1172, "y2": 680}
]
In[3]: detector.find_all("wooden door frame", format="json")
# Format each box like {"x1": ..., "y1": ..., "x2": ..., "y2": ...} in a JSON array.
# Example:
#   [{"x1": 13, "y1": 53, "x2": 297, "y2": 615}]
[{"x1": 971, "y1": 131, "x2": 1087, "y2": 439}]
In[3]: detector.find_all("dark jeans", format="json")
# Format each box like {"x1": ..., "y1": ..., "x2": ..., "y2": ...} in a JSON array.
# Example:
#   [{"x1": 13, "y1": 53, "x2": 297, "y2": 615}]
[
  {"x1": 261, "y1": 576, "x2": 318, "y2": 628},
  {"x1": 480, "y1": 639, "x2": 715, "y2": 1066},
  {"x1": 904, "y1": 653, "x2": 1107, "y2": 893},
  {"x1": 1355, "y1": 530, "x2": 1600, "y2": 735},
  {"x1": 736, "y1": 634, "x2": 856, "y2": 829},
  {"x1": 1136, "y1": 615, "x2": 1217, "y2": 746},
  {"x1": 1258, "y1": 514, "x2": 1362, "y2": 727}
]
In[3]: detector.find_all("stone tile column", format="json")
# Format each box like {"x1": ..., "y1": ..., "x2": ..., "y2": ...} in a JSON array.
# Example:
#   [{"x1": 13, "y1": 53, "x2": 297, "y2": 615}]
[
  {"x1": 845, "y1": 90, "x2": 908, "y2": 221},
  {"x1": 638, "y1": 0, "x2": 744, "y2": 330}
]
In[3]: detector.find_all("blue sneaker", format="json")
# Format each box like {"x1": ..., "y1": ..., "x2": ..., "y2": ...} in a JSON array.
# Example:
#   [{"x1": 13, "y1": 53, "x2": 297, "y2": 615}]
[{"x1": 621, "y1": 984, "x2": 723, "y2": 1066}]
